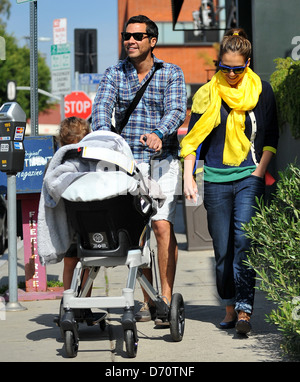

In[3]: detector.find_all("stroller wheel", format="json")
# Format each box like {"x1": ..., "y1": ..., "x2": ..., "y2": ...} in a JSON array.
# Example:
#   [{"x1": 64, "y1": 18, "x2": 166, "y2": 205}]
[
  {"x1": 124, "y1": 329, "x2": 138, "y2": 358},
  {"x1": 169, "y1": 293, "x2": 185, "y2": 342},
  {"x1": 64, "y1": 330, "x2": 79, "y2": 358}
]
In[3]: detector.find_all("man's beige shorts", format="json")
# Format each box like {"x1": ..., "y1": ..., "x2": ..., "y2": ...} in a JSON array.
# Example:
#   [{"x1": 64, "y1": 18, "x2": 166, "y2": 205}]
[{"x1": 137, "y1": 156, "x2": 182, "y2": 225}]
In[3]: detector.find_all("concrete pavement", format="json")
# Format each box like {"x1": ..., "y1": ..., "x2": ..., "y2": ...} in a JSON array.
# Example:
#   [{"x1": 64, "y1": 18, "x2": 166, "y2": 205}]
[{"x1": 0, "y1": 201, "x2": 288, "y2": 363}]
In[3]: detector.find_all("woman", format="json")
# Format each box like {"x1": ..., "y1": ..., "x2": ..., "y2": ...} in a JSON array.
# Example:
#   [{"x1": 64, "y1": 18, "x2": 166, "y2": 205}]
[{"x1": 181, "y1": 28, "x2": 279, "y2": 334}]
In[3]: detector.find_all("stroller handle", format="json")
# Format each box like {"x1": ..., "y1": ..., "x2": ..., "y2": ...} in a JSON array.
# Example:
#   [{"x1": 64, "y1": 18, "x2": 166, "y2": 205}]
[
  {"x1": 150, "y1": 149, "x2": 163, "y2": 161},
  {"x1": 142, "y1": 134, "x2": 163, "y2": 161},
  {"x1": 142, "y1": 134, "x2": 163, "y2": 176}
]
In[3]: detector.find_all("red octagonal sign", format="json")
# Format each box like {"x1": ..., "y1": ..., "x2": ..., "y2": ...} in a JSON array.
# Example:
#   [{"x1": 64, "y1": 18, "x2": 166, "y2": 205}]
[{"x1": 64, "y1": 91, "x2": 92, "y2": 120}]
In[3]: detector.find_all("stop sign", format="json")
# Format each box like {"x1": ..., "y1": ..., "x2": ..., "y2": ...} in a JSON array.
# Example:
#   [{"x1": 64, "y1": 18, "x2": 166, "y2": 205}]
[{"x1": 64, "y1": 91, "x2": 92, "y2": 120}]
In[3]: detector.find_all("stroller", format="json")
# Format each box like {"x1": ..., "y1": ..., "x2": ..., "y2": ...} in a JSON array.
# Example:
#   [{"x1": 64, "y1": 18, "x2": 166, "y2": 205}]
[{"x1": 39, "y1": 131, "x2": 185, "y2": 358}]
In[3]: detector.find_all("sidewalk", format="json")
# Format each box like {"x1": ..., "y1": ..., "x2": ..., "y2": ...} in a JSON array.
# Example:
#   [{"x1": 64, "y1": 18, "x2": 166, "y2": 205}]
[{"x1": 0, "y1": 201, "x2": 287, "y2": 362}]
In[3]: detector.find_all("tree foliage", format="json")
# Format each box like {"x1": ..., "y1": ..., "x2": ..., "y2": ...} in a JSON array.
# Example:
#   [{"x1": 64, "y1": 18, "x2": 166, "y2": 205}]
[
  {"x1": 0, "y1": 1, "x2": 52, "y2": 119},
  {"x1": 270, "y1": 57, "x2": 300, "y2": 139},
  {"x1": 0, "y1": 0, "x2": 10, "y2": 23}
]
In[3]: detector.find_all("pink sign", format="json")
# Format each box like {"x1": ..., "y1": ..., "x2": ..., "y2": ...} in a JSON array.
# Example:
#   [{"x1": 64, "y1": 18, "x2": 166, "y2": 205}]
[
  {"x1": 53, "y1": 18, "x2": 67, "y2": 45},
  {"x1": 21, "y1": 194, "x2": 47, "y2": 292}
]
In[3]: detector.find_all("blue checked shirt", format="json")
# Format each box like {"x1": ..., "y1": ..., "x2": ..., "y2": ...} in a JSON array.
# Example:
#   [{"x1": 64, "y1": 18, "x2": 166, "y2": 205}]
[{"x1": 92, "y1": 55, "x2": 187, "y2": 162}]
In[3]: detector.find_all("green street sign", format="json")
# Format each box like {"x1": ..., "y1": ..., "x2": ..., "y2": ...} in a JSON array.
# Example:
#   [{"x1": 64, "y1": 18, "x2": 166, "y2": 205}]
[
  {"x1": 51, "y1": 44, "x2": 71, "y2": 94},
  {"x1": 16, "y1": 0, "x2": 36, "y2": 4},
  {"x1": 51, "y1": 43, "x2": 71, "y2": 56}
]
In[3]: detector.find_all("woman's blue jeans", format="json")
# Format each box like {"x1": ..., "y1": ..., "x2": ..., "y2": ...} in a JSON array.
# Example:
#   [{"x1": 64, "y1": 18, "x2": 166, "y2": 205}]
[{"x1": 204, "y1": 175, "x2": 265, "y2": 314}]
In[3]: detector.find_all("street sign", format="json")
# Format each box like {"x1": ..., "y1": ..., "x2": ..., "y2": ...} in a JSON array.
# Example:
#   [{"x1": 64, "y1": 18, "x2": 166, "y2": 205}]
[
  {"x1": 53, "y1": 18, "x2": 67, "y2": 45},
  {"x1": 51, "y1": 43, "x2": 71, "y2": 95},
  {"x1": 64, "y1": 91, "x2": 92, "y2": 120},
  {"x1": 51, "y1": 71, "x2": 71, "y2": 95},
  {"x1": 16, "y1": 0, "x2": 36, "y2": 3},
  {"x1": 79, "y1": 73, "x2": 103, "y2": 85},
  {"x1": 51, "y1": 43, "x2": 70, "y2": 70}
]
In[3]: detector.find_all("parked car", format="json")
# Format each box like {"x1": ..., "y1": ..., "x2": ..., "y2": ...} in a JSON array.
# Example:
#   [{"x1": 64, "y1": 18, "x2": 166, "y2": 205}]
[{"x1": 0, "y1": 195, "x2": 7, "y2": 255}]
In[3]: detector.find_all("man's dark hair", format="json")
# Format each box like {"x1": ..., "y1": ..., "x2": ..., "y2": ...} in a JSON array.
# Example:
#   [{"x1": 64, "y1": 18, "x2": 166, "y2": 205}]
[{"x1": 125, "y1": 15, "x2": 159, "y2": 40}]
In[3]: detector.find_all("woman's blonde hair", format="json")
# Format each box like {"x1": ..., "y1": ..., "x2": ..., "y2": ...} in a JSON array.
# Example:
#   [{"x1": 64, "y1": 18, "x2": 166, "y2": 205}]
[
  {"x1": 58, "y1": 116, "x2": 90, "y2": 146},
  {"x1": 219, "y1": 28, "x2": 252, "y2": 61}
]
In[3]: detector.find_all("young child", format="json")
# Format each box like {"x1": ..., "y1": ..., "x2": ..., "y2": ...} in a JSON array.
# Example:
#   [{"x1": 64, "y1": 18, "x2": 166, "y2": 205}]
[
  {"x1": 57, "y1": 117, "x2": 91, "y2": 291},
  {"x1": 58, "y1": 116, "x2": 90, "y2": 146}
]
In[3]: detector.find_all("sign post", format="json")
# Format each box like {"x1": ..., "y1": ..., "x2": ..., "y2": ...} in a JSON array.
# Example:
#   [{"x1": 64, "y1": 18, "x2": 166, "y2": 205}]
[
  {"x1": 17, "y1": 0, "x2": 39, "y2": 136},
  {"x1": 29, "y1": 1, "x2": 39, "y2": 136},
  {"x1": 16, "y1": 1, "x2": 39, "y2": 135}
]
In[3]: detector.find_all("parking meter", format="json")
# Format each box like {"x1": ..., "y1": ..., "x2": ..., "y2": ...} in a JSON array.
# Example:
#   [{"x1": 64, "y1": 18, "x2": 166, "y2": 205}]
[
  {"x1": 0, "y1": 101, "x2": 27, "y2": 311},
  {"x1": 0, "y1": 102, "x2": 26, "y2": 174}
]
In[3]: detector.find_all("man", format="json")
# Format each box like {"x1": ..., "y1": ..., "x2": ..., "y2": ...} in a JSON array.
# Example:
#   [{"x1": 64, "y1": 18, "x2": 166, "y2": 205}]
[{"x1": 92, "y1": 15, "x2": 186, "y2": 324}]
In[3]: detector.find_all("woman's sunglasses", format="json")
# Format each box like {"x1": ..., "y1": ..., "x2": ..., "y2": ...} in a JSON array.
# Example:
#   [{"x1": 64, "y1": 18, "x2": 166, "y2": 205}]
[
  {"x1": 121, "y1": 32, "x2": 151, "y2": 41},
  {"x1": 218, "y1": 60, "x2": 249, "y2": 74}
]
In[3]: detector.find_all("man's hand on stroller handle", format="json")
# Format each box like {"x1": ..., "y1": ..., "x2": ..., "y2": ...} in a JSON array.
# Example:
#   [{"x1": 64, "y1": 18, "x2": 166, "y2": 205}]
[{"x1": 140, "y1": 133, "x2": 162, "y2": 152}]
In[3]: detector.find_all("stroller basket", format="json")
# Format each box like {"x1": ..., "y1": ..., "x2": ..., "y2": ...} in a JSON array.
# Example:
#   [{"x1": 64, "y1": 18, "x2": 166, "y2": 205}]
[{"x1": 64, "y1": 193, "x2": 153, "y2": 258}]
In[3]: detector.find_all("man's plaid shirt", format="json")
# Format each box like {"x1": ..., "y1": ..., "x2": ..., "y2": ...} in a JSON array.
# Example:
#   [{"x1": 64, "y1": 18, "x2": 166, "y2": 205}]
[{"x1": 92, "y1": 55, "x2": 187, "y2": 163}]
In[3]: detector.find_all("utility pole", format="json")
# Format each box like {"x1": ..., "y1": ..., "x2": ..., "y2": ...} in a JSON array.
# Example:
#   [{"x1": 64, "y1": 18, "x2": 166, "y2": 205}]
[{"x1": 30, "y1": 1, "x2": 39, "y2": 136}]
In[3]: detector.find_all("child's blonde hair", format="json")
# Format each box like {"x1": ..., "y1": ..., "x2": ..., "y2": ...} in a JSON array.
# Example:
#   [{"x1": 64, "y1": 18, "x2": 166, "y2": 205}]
[{"x1": 58, "y1": 116, "x2": 90, "y2": 146}]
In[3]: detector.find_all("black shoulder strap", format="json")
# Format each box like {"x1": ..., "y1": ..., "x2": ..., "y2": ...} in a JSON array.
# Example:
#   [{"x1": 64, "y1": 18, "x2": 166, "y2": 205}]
[{"x1": 116, "y1": 63, "x2": 162, "y2": 134}]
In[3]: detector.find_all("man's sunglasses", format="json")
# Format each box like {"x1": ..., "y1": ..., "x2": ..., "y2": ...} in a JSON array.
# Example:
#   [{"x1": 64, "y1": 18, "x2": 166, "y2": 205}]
[
  {"x1": 121, "y1": 32, "x2": 151, "y2": 41},
  {"x1": 218, "y1": 60, "x2": 249, "y2": 74}
]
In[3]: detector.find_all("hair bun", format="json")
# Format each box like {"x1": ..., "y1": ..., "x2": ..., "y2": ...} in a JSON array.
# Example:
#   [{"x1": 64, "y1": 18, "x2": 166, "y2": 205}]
[
  {"x1": 224, "y1": 28, "x2": 248, "y2": 39},
  {"x1": 219, "y1": 27, "x2": 251, "y2": 61}
]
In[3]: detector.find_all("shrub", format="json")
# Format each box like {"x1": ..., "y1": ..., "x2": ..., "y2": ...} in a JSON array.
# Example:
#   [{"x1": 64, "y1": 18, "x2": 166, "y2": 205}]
[
  {"x1": 243, "y1": 163, "x2": 300, "y2": 357},
  {"x1": 270, "y1": 57, "x2": 300, "y2": 139}
]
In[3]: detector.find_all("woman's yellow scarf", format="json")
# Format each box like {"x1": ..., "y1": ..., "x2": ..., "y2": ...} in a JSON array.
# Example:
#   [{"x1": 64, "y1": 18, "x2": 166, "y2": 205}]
[{"x1": 180, "y1": 67, "x2": 262, "y2": 166}]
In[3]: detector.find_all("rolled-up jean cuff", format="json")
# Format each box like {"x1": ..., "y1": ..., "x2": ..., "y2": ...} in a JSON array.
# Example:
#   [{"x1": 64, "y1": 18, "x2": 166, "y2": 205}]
[
  {"x1": 235, "y1": 302, "x2": 253, "y2": 314},
  {"x1": 222, "y1": 298, "x2": 236, "y2": 307}
]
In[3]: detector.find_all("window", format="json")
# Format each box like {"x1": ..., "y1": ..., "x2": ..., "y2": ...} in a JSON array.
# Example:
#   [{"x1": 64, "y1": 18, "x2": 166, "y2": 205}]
[{"x1": 156, "y1": 22, "x2": 219, "y2": 45}]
